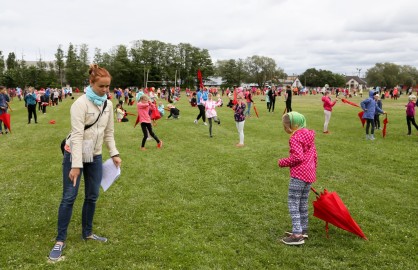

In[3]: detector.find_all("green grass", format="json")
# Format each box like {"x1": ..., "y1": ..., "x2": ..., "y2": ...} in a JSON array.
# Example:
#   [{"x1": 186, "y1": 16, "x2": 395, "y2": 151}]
[{"x1": 0, "y1": 92, "x2": 417, "y2": 269}]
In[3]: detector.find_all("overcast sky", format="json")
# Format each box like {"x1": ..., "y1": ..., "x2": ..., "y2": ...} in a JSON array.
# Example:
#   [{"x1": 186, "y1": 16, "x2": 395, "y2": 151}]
[{"x1": 2, "y1": 0, "x2": 418, "y2": 77}]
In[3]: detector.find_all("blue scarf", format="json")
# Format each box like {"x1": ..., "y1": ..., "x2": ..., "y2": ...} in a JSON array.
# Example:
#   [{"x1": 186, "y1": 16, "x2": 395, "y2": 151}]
[{"x1": 86, "y1": 85, "x2": 107, "y2": 106}]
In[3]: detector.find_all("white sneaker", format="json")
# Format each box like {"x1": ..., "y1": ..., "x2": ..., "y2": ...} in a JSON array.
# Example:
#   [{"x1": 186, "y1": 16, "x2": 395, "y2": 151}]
[
  {"x1": 194, "y1": 119, "x2": 198, "y2": 124},
  {"x1": 203, "y1": 122, "x2": 208, "y2": 126}
]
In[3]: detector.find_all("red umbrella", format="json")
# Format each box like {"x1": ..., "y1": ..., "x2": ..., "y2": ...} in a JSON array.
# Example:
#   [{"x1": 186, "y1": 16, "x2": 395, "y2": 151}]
[
  {"x1": 382, "y1": 114, "x2": 388, "y2": 138},
  {"x1": 311, "y1": 187, "x2": 367, "y2": 240},
  {"x1": 253, "y1": 103, "x2": 259, "y2": 118},
  {"x1": 0, "y1": 113, "x2": 11, "y2": 133},
  {"x1": 134, "y1": 115, "x2": 140, "y2": 128},
  {"x1": 341, "y1": 98, "x2": 360, "y2": 108},
  {"x1": 233, "y1": 89, "x2": 237, "y2": 105},
  {"x1": 358, "y1": 111, "x2": 366, "y2": 127}
]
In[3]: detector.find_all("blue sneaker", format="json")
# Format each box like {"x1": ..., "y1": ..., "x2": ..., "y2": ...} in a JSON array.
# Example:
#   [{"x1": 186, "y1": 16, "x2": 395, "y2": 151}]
[
  {"x1": 49, "y1": 243, "x2": 65, "y2": 261},
  {"x1": 84, "y1": 234, "x2": 108, "y2": 242}
]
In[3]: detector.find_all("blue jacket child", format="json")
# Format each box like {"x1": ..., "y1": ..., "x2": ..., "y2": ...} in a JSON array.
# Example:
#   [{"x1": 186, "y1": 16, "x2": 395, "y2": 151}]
[
  {"x1": 360, "y1": 91, "x2": 385, "y2": 140},
  {"x1": 360, "y1": 91, "x2": 384, "y2": 119}
]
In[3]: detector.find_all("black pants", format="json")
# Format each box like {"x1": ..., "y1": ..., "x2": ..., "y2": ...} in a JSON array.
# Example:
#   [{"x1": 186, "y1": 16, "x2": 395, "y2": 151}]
[
  {"x1": 268, "y1": 97, "x2": 276, "y2": 112},
  {"x1": 27, "y1": 104, "x2": 37, "y2": 123},
  {"x1": 196, "y1": 104, "x2": 206, "y2": 122},
  {"x1": 140, "y1": 122, "x2": 160, "y2": 147},
  {"x1": 285, "y1": 100, "x2": 292, "y2": 112},
  {"x1": 374, "y1": 114, "x2": 380, "y2": 129},
  {"x1": 208, "y1": 117, "x2": 220, "y2": 136},
  {"x1": 366, "y1": 119, "x2": 375, "y2": 134},
  {"x1": 406, "y1": 116, "x2": 418, "y2": 135}
]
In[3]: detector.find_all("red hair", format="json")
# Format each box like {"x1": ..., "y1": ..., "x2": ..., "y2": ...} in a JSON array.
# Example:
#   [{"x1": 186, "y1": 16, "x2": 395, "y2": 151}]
[{"x1": 89, "y1": 64, "x2": 111, "y2": 83}]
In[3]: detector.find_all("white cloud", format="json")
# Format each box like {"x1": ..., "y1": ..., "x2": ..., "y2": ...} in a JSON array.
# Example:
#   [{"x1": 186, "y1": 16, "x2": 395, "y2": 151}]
[{"x1": 2, "y1": 0, "x2": 418, "y2": 75}]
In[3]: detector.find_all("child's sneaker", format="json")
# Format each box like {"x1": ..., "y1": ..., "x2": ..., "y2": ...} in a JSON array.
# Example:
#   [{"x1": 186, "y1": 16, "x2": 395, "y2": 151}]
[
  {"x1": 285, "y1": 231, "x2": 308, "y2": 239},
  {"x1": 203, "y1": 122, "x2": 208, "y2": 126},
  {"x1": 157, "y1": 141, "x2": 163, "y2": 148},
  {"x1": 84, "y1": 234, "x2": 108, "y2": 242},
  {"x1": 281, "y1": 234, "x2": 305, "y2": 245},
  {"x1": 194, "y1": 119, "x2": 198, "y2": 124}
]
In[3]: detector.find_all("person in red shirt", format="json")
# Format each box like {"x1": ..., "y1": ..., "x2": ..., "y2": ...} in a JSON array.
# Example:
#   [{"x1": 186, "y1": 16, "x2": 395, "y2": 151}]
[
  {"x1": 321, "y1": 90, "x2": 338, "y2": 134},
  {"x1": 278, "y1": 112, "x2": 317, "y2": 245}
]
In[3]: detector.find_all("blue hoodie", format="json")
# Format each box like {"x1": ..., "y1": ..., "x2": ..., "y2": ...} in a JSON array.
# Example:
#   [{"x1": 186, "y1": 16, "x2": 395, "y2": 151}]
[
  {"x1": 196, "y1": 90, "x2": 208, "y2": 105},
  {"x1": 360, "y1": 91, "x2": 384, "y2": 119}
]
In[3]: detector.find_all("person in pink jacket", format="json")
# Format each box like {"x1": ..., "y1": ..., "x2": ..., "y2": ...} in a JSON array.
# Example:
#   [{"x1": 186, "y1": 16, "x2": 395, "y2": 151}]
[
  {"x1": 137, "y1": 95, "x2": 163, "y2": 150},
  {"x1": 200, "y1": 93, "x2": 222, "y2": 137},
  {"x1": 321, "y1": 90, "x2": 338, "y2": 134},
  {"x1": 278, "y1": 112, "x2": 317, "y2": 246},
  {"x1": 406, "y1": 94, "x2": 418, "y2": 135}
]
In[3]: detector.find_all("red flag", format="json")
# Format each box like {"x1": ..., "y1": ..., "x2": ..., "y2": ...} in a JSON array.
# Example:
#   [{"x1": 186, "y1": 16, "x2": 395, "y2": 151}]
[
  {"x1": 233, "y1": 89, "x2": 237, "y2": 105},
  {"x1": 382, "y1": 114, "x2": 388, "y2": 138},
  {"x1": 358, "y1": 111, "x2": 366, "y2": 127},
  {"x1": 341, "y1": 98, "x2": 360, "y2": 108},
  {"x1": 0, "y1": 113, "x2": 11, "y2": 132},
  {"x1": 197, "y1": 70, "x2": 204, "y2": 89}
]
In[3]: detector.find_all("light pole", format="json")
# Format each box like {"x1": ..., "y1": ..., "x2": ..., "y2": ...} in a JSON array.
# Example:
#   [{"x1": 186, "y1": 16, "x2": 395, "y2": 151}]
[{"x1": 356, "y1": 68, "x2": 362, "y2": 78}]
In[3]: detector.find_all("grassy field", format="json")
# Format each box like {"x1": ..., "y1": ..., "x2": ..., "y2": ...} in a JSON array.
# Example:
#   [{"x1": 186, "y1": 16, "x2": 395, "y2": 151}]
[{"x1": 0, "y1": 91, "x2": 417, "y2": 269}]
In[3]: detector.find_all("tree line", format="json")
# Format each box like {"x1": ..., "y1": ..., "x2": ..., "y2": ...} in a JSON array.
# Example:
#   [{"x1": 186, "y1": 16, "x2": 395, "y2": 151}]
[{"x1": 1, "y1": 41, "x2": 418, "y2": 89}]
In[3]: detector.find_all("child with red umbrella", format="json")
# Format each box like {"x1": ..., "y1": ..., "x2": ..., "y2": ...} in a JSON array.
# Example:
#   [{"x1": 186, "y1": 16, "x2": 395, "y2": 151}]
[
  {"x1": 0, "y1": 86, "x2": 11, "y2": 134},
  {"x1": 278, "y1": 112, "x2": 317, "y2": 245}
]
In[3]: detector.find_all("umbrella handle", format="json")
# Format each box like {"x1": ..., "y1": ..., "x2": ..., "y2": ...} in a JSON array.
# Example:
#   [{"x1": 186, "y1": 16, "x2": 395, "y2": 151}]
[{"x1": 310, "y1": 187, "x2": 320, "y2": 197}]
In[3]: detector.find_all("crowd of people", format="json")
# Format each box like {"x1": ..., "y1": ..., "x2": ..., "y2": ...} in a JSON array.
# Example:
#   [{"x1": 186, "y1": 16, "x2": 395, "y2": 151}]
[{"x1": 1, "y1": 67, "x2": 417, "y2": 261}]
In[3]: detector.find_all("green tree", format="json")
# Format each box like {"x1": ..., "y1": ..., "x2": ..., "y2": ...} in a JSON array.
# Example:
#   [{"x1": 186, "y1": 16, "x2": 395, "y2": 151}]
[
  {"x1": 55, "y1": 45, "x2": 65, "y2": 87},
  {"x1": 300, "y1": 68, "x2": 345, "y2": 87},
  {"x1": 244, "y1": 55, "x2": 278, "y2": 88},
  {"x1": 398, "y1": 65, "x2": 418, "y2": 88},
  {"x1": 109, "y1": 45, "x2": 133, "y2": 88},
  {"x1": 78, "y1": 44, "x2": 90, "y2": 86},
  {"x1": 366, "y1": 63, "x2": 400, "y2": 88},
  {"x1": 65, "y1": 43, "x2": 79, "y2": 87},
  {"x1": 0, "y1": 51, "x2": 5, "y2": 85},
  {"x1": 6, "y1": 52, "x2": 17, "y2": 70}
]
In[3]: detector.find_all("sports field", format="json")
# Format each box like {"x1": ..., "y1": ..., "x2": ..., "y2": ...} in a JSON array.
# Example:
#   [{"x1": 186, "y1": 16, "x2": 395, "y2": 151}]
[{"x1": 0, "y1": 92, "x2": 416, "y2": 269}]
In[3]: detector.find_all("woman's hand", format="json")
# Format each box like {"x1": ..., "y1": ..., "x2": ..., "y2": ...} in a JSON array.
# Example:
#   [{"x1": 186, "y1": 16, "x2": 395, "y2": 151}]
[
  {"x1": 112, "y1": 156, "x2": 122, "y2": 168},
  {"x1": 69, "y1": 168, "x2": 81, "y2": 187}
]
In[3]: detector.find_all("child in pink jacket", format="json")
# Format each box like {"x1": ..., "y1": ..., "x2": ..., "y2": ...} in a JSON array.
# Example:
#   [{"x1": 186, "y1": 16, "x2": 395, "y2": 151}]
[
  {"x1": 200, "y1": 93, "x2": 222, "y2": 137},
  {"x1": 137, "y1": 95, "x2": 162, "y2": 150},
  {"x1": 278, "y1": 112, "x2": 317, "y2": 246},
  {"x1": 321, "y1": 90, "x2": 338, "y2": 133},
  {"x1": 406, "y1": 94, "x2": 418, "y2": 135}
]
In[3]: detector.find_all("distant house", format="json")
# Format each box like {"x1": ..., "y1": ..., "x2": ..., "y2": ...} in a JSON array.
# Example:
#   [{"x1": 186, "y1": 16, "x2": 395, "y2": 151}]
[
  {"x1": 346, "y1": 76, "x2": 367, "y2": 89},
  {"x1": 204, "y1": 76, "x2": 222, "y2": 87}
]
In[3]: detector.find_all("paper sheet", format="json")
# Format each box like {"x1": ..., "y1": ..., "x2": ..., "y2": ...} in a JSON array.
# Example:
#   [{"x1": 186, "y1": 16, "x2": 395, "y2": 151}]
[{"x1": 101, "y1": 159, "x2": 121, "y2": 192}]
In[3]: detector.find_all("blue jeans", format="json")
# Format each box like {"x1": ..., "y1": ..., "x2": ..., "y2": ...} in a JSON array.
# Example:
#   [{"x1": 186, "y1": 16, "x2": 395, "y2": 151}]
[
  {"x1": 245, "y1": 102, "x2": 252, "y2": 116},
  {"x1": 56, "y1": 151, "x2": 103, "y2": 241}
]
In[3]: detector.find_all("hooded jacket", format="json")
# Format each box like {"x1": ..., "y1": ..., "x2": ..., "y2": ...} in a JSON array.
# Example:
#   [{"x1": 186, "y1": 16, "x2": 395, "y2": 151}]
[
  {"x1": 68, "y1": 95, "x2": 119, "y2": 168},
  {"x1": 278, "y1": 128, "x2": 317, "y2": 183},
  {"x1": 360, "y1": 91, "x2": 384, "y2": 119}
]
